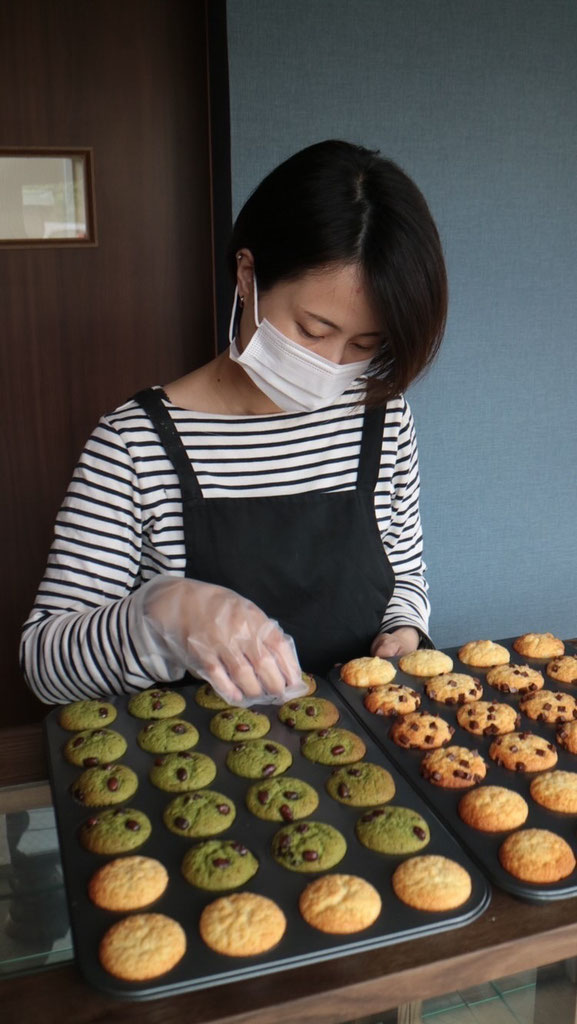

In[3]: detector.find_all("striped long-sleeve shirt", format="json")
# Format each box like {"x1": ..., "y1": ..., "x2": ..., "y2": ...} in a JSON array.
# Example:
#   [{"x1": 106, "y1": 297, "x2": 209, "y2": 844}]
[{"x1": 20, "y1": 386, "x2": 431, "y2": 703}]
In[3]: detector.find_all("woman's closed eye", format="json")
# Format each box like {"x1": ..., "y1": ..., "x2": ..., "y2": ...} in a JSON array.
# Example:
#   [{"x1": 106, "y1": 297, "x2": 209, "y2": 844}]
[
  {"x1": 297, "y1": 323, "x2": 325, "y2": 340},
  {"x1": 352, "y1": 342, "x2": 379, "y2": 353}
]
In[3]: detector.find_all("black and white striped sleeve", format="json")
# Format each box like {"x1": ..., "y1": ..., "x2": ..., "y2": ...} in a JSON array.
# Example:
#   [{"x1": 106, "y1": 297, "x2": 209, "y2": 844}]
[
  {"x1": 19, "y1": 416, "x2": 172, "y2": 703},
  {"x1": 378, "y1": 398, "x2": 432, "y2": 642}
]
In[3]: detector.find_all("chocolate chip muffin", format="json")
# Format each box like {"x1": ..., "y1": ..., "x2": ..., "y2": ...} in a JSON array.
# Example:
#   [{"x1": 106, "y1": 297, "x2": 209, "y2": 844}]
[
  {"x1": 425, "y1": 673, "x2": 483, "y2": 705},
  {"x1": 556, "y1": 721, "x2": 577, "y2": 754},
  {"x1": 355, "y1": 805, "x2": 430, "y2": 854},
  {"x1": 486, "y1": 664, "x2": 544, "y2": 696},
  {"x1": 127, "y1": 688, "x2": 186, "y2": 719},
  {"x1": 209, "y1": 708, "x2": 271, "y2": 742},
  {"x1": 79, "y1": 807, "x2": 152, "y2": 854},
  {"x1": 300, "y1": 728, "x2": 366, "y2": 765},
  {"x1": 421, "y1": 746, "x2": 487, "y2": 788},
  {"x1": 271, "y1": 821, "x2": 347, "y2": 872},
  {"x1": 363, "y1": 683, "x2": 421, "y2": 717},
  {"x1": 194, "y1": 683, "x2": 232, "y2": 710},
  {"x1": 489, "y1": 732, "x2": 558, "y2": 772},
  {"x1": 245, "y1": 777, "x2": 319, "y2": 821},
  {"x1": 137, "y1": 719, "x2": 199, "y2": 753},
  {"x1": 163, "y1": 791, "x2": 236, "y2": 838},
  {"x1": 546, "y1": 656, "x2": 577, "y2": 686},
  {"x1": 390, "y1": 712, "x2": 454, "y2": 750},
  {"x1": 181, "y1": 839, "x2": 258, "y2": 890},
  {"x1": 63, "y1": 728, "x2": 127, "y2": 767},
  {"x1": 59, "y1": 700, "x2": 117, "y2": 731},
  {"x1": 278, "y1": 697, "x2": 339, "y2": 730},
  {"x1": 457, "y1": 701, "x2": 520, "y2": 737},
  {"x1": 325, "y1": 762, "x2": 396, "y2": 807},
  {"x1": 519, "y1": 690, "x2": 577, "y2": 724},
  {"x1": 148, "y1": 751, "x2": 217, "y2": 792},
  {"x1": 225, "y1": 739, "x2": 293, "y2": 779},
  {"x1": 71, "y1": 763, "x2": 139, "y2": 806}
]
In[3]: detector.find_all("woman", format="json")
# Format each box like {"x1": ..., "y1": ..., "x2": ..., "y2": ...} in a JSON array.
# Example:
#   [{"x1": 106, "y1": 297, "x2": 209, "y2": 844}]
[{"x1": 21, "y1": 140, "x2": 447, "y2": 705}]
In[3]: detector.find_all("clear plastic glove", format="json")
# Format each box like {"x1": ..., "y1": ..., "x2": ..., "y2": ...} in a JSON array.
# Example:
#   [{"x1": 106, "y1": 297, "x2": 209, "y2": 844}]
[{"x1": 132, "y1": 575, "x2": 309, "y2": 707}]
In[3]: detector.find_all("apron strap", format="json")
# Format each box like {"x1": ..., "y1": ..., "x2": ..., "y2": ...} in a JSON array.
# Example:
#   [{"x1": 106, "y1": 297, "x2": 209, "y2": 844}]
[
  {"x1": 133, "y1": 387, "x2": 202, "y2": 577},
  {"x1": 132, "y1": 388, "x2": 203, "y2": 503},
  {"x1": 357, "y1": 405, "x2": 386, "y2": 492}
]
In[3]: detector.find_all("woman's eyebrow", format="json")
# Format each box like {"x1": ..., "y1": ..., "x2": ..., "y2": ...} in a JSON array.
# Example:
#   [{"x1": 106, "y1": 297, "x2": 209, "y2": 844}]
[{"x1": 302, "y1": 309, "x2": 382, "y2": 336}]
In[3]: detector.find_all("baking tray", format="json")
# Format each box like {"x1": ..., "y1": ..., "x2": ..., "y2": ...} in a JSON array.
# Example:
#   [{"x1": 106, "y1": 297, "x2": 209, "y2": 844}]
[
  {"x1": 43, "y1": 680, "x2": 490, "y2": 1001},
  {"x1": 330, "y1": 637, "x2": 577, "y2": 904}
]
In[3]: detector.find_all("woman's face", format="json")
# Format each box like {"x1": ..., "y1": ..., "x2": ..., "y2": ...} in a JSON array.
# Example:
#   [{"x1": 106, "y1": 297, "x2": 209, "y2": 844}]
[{"x1": 235, "y1": 254, "x2": 385, "y2": 365}]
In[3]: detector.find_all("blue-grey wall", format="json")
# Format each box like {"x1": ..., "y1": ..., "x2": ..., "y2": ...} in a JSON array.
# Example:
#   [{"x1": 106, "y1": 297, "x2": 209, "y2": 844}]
[{"x1": 227, "y1": 0, "x2": 577, "y2": 647}]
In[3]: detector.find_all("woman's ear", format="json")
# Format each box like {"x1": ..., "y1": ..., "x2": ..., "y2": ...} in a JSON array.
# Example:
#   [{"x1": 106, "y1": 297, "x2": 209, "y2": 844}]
[{"x1": 235, "y1": 249, "x2": 255, "y2": 302}]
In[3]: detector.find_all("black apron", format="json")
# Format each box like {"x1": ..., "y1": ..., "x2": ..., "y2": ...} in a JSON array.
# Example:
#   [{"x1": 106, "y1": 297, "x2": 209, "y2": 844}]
[{"x1": 133, "y1": 387, "x2": 395, "y2": 674}]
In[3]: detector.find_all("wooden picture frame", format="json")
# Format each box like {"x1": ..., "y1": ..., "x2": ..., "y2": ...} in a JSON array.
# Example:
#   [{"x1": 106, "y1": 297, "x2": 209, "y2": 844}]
[{"x1": 0, "y1": 147, "x2": 97, "y2": 247}]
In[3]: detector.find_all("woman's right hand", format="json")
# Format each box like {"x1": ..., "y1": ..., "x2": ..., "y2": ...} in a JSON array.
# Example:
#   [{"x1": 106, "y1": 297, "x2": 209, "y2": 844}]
[{"x1": 140, "y1": 576, "x2": 305, "y2": 705}]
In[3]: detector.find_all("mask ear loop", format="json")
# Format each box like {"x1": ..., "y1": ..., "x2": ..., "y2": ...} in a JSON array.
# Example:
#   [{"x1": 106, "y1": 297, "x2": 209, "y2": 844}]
[
  {"x1": 253, "y1": 274, "x2": 262, "y2": 328},
  {"x1": 228, "y1": 271, "x2": 261, "y2": 346},
  {"x1": 228, "y1": 286, "x2": 241, "y2": 345}
]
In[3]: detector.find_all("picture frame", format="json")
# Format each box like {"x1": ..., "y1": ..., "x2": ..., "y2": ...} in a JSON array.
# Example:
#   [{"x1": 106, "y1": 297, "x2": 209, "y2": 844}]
[{"x1": 0, "y1": 147, "x2": 97, "y2": 247}]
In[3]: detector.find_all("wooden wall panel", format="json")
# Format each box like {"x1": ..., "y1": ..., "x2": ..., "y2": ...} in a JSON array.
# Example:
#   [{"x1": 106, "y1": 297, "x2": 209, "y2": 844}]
[{"x1": 0, "y1": 0, "x2": 217, "y2": 725}]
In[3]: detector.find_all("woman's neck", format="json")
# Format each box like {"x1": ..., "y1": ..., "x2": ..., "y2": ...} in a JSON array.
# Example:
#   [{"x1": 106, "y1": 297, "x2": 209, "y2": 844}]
[{"x1": 164, "y1": 348, "x2": 283, "y2": 415}]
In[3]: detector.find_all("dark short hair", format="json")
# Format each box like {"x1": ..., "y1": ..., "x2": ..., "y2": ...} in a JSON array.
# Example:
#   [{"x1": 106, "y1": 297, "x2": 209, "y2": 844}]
[{"x1": 227, "y1": 140, "x2": 448, "y2": 405}]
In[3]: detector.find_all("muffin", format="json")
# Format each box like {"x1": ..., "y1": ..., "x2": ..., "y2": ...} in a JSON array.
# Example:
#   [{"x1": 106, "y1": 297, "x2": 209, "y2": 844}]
[
  {"x1": 271, "y1": 821, "x2": 347, "y2": 872},
  {"x1": 278, "y1": 697, "x2": 339, "y2": 730},
  {"x1": 325, "y1": 762, "x2": 396, "y2": 807},
  {"x1": 245, "y1": 777, "x2": 319, "y2": 822},
  {"x1": 63, "y1": 728, "x2": 127, "y2": 767},
  {"x1": 59, "y1": 700, "x2": 117, "y2": 731}
]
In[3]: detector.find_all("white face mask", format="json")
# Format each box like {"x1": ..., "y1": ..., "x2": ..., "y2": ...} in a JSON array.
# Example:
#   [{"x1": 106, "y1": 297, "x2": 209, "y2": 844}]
[{"x1": 228, "y1": 279, "x2": 374, "y2": 413}]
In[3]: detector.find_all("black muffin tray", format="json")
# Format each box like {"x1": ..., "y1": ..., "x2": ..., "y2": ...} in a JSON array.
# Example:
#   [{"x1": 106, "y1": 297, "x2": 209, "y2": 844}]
[
  {"x1": 43, "y1": 680, "x2": 490, "y2": 1001},
  {"x1": 330, "y1": 637, "x2": 577, "y2": 904}
]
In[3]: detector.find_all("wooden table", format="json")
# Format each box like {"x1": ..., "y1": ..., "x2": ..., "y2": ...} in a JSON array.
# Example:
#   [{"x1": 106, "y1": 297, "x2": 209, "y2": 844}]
[{"x1": 2, "y1": 724, "x2": 577, "y2": 1024}]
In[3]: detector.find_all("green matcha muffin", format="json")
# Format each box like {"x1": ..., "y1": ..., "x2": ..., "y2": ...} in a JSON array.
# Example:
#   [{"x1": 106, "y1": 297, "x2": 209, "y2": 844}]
[
  {"x1": 194, "y1": 683, "x2": 232, "y2": 710},
  {"x1": 149, "y1": 751, "x2": 217, "y2": 792},
  {"x1": 127, "y1": 688, "x2": 186, "y2": 719},
  {"x1": 278, "y1": 697, "x2": 339, "y2": 731},
  {"x1": 246, "y1": 777, "x2": 319, "y2": 822},
  {"x1": 63, "y1": 728, "x2": 127, "y2": 767},
  {"x1": 325, "y1": 762, "x2": 396, "y2": 807},
  {"x1": 71, "y1": 763, "x2": 139, "y2": 806},
  {"x1": 299, "y1": 672, "x2": 317, "y2": 695},
  {"x1": 271, "y1": 821, "x2": 347, "y2": 872},
  {"x1": 209, "y1": 708, "x2": 271, "y2": 741},
  {"x1": 137, "y1": 718, "x2": 199, "y2": 753},
  {"x1": 163, "y1": 790, "x2": 236, "y2": 838},
  {"x1": 300, "y1": 727, "x2": 366, "y2": 766},
  {"x1": 79, "y1": 807, "x2": 152, "y2": 854},
  {"x1": 59, "y1": 700, "x2": 117, "y2": 731},
  {"x1": 181, "y1": 839, "x2": 258, "y2": 890},
  {"x1": 225, "y1": 739, "x2": 293, "y2": 779},
  {"x1": 355, "y1": 805, "x2": 430, "y2": 854}
]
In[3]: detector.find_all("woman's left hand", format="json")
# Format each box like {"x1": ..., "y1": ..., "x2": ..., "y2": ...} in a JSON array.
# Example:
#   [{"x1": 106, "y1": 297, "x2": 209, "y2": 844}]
[{"x1": 370, "y1": 626, "x2": 421, "y2": 659}]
